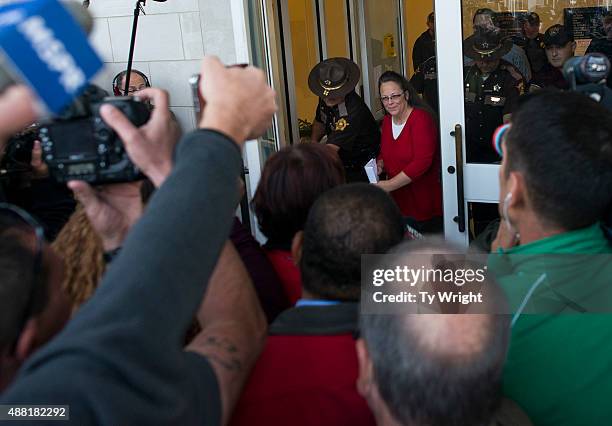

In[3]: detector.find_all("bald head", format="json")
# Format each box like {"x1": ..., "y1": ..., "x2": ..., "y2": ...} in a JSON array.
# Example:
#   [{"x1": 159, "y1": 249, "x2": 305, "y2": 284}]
[
  {"x1": 358, "y1": 239, "x2": 510, "y2": 426},
  {"x1": 405, "y1": 313, "x2": 492, "y2": 361}
]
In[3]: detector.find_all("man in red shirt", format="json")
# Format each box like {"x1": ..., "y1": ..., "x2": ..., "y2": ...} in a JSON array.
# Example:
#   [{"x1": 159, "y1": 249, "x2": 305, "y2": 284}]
[{"x1": 230, "y1": 184, "x2": 404, "y2": 426}]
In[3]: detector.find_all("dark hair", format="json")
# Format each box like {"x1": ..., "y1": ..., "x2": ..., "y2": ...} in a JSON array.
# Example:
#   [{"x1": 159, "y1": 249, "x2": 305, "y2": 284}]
[
  {"x1": 505, "y1": 91, "x2": 612, "y2": 230},
  {"x1": 378, "y1": 70, "x2": 435, "y2": 117},
  {"x1": 360, "y1": 240, "x2": 510, "y2": 426},
  {"x1": 253, "y1": 143, "x2": 345, "y2": 249},
  {"x1": 300, "y1": 183, "x2": 404, "y2": 301},
  {"x1": 473, "y1": 8, "x2": 496, "y2": 24},
  {"x1": 0, "y1": 232, "x2": 47, "y2": 351},
  {"x1": 427, "y1": 12, "x2": 434, "y2": 23}
]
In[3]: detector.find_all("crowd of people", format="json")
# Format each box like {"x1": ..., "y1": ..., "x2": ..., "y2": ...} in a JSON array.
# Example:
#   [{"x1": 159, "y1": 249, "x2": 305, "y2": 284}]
[{"x1": 0, "y1": 5, "x2": 611, "y2": 426}]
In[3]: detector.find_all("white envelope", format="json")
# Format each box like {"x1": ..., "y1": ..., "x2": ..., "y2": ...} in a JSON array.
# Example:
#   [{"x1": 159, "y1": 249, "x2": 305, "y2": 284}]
[{"x1": 364, "y1": 158, "x2": 378, "y2": 183}]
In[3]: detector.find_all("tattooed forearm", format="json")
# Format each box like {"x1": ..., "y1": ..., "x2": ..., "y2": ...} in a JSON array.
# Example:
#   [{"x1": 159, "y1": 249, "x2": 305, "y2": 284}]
[{"x1": 190, "y1": 334, "x2": 243, "y2": 372}]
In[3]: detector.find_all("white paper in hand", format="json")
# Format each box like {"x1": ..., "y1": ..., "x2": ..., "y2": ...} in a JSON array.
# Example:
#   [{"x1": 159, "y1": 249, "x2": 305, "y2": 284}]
[{"x1": 364, "y1": 158, "x2": 378, "y2": 183}]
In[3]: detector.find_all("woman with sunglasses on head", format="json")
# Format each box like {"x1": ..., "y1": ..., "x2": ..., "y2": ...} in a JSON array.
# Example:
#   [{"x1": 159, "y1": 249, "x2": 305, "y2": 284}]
[{"x1": 375, "y1": 71, "x2": 442, "y2": 233}]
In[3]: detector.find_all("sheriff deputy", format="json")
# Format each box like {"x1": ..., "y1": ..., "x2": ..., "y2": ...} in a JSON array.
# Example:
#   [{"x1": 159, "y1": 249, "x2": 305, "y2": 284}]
[{"x1": 309, "y1": 58, "x2": 380, "y2": 183}]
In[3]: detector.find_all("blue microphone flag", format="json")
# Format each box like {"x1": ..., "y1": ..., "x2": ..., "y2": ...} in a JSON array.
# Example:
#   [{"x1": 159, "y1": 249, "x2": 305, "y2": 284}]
[{"x1": 0, "y1": 0, "x2": 103, "y2": 114}]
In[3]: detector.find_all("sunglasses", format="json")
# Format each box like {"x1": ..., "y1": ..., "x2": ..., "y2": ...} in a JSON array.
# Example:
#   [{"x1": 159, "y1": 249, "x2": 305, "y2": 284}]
[{"x1": 492, "y1": 123, "x2": 511, "y2": 157}]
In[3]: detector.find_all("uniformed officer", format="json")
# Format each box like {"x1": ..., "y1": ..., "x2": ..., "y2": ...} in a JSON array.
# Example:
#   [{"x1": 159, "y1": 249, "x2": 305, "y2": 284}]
[
  {"x1": 412, "y1": 12, "x2": 436, "y2": 73},
  {"x1": 309, "y1": 58, "x2": 380, "y2": 182},
  {"x1": 411, "y1": 12, "x2": 439, "y2": 111},
  {"x1": 530, "y1": 25, "x2": 576, "y2": 91},
  {"x1": 463, "y1": 30, "x2": 520, "y2": 164},
  {"x1": 464, "y1": 8, "x2": 532, "y2": 83},
  {"x1": 514, "y1": 12, "x2": 547, "y2": 77}
]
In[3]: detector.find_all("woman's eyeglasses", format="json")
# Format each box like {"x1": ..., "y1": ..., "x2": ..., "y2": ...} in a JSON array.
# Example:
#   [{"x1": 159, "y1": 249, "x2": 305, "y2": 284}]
[
  {"x1": 380, "y1": 92, "x2": 405, "y2": 104},
  {"x1": 492, "y1": 123, "x2": 511, "y2": 157}
]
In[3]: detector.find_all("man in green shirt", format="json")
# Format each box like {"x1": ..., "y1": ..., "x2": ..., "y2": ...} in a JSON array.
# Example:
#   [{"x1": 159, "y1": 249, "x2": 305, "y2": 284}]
[{"x1": 489, "y1": 91, "x2": 612, "y2": 425}]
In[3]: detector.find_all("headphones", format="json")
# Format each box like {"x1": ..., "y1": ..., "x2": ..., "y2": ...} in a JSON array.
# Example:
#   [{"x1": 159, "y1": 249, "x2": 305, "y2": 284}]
[{"x1": 112, "y1": 69, "x2": 151, "y2": 96}]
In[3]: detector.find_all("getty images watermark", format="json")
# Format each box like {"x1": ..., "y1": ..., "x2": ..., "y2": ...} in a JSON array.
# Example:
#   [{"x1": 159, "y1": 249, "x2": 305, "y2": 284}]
[
  {"x1": 360, "y1": 253, "x2": 507, "y2": 315},
  {"x1": 361, "y1": 238, "x2": 612, "y2": 315}
]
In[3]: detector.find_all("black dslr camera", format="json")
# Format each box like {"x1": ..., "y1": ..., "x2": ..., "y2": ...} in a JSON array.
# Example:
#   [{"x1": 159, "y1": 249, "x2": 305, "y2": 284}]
[{"x1": 38, "y1": 93, "x2": 150, "y2": 185}]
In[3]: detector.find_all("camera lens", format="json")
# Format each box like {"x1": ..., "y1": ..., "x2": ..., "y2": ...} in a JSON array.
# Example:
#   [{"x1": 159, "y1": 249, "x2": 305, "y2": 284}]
[{"x1": 564, "y1": 53, "x2": 611, "y2": 85}]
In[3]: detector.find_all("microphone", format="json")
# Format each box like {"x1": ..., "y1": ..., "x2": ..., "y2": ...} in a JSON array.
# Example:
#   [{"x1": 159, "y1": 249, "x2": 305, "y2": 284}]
[{"x1": 0, "y1": 1, "x2": 94, "y2": 93}]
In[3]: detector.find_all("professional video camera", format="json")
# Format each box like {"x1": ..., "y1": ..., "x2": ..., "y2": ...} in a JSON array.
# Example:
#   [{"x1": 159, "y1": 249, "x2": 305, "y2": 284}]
[{"x1": 563, "y1": 52, "x2": 612, "y2": 111}]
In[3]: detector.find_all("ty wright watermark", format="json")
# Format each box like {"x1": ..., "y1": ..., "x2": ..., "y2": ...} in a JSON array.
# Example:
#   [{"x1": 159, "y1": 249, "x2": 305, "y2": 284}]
[{"x1": 360, "y1": 254, "x2": 501, "y2": 314}]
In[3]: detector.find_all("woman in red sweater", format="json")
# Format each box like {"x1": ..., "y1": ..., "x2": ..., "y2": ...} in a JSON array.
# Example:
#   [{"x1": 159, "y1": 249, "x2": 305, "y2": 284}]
[
  {"x1": 253, "y1": 143, "x2": 346, "y2": 305},
  {"x1": 376, "y1": 70, "x2": 443, "y2": 233}
]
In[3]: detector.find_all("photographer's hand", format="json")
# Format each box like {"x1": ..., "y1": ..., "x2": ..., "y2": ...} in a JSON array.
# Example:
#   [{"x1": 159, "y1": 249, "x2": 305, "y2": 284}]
[
  {"x1": 68, "y1": 181, "x2": 144, "y2": 251},
  {"x1": 99, "y1": 88, "x2": 180, "y2": 188},
  {"x1": 198, "y1": 56, "x2": 277, "y2": 145}
]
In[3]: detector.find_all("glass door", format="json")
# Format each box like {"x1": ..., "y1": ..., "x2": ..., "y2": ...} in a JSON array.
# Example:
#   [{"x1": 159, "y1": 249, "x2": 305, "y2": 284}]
[
  {"x1": 435, "y1": 0, "x2": 612, "y2": 246},
  {"x1": 358, "y1": 0, "x2": 405, "y2": 118},
  {"x1": 436, "y1": 0, "x2": 502, "y2": 246}
]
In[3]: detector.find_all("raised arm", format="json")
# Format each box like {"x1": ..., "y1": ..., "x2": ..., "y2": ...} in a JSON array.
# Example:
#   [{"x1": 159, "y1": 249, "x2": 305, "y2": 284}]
[
  {"x1": 187, "y1": 242, "x2": 267, "y2": 425},
  {"x1": 1, "y1": 58, "x2": 277, "y2": 422}
]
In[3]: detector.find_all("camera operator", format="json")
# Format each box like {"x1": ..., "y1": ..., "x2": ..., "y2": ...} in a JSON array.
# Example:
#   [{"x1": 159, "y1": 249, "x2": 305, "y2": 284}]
[{"x1": 0, "y1": 56, "x2": 276, "y2": 425}]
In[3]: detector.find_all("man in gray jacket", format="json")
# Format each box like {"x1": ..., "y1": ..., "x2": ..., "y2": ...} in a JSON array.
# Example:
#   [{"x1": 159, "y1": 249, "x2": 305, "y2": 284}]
[{"x1": 0, "y1": 57, "x2": 277, "y2": 425}]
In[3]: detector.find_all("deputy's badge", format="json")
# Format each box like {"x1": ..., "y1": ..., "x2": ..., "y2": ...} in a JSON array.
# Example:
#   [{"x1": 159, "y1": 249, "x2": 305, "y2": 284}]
[
  {"x1": 493, "y1": 84, "x2": 501, "y2": 92},
  {"x1": 335, "y1": 118, "x2": 349, "y2": 131},
  {"x1": 323, "y1": 80, "x2": 332, "y2": 96}
]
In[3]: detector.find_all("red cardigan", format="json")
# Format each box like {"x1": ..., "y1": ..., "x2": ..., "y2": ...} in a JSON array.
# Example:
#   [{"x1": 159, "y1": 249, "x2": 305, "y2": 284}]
[
  {"x1": 378, "y1": 109, "x2": 442, "y2": 221},
  {"x1": 230, "y1": 304, "x2": 375, "y2": 426}
]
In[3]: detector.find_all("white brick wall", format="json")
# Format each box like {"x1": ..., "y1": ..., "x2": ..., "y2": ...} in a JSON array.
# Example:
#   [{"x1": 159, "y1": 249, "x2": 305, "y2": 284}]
[{"x1": 84, "y1": 0, "x2": 238, "y2": 132}]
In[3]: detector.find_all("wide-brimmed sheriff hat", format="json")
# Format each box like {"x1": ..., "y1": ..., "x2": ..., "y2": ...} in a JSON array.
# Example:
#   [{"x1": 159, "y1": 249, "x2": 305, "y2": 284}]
[
  {"x1": 464, "y1": 29, "x2": 512, "y2": 60},
  {"x1": 308, "y1": 57, "x2": 361, "y2": 98}
]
